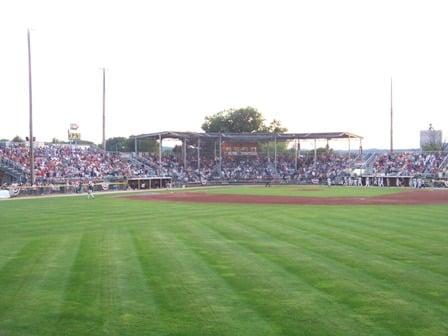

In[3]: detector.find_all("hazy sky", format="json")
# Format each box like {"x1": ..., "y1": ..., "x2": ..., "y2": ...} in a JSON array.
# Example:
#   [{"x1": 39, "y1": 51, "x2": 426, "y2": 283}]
[{"x1": 1, "y1": 0, "x2": 448, "y2": 149}]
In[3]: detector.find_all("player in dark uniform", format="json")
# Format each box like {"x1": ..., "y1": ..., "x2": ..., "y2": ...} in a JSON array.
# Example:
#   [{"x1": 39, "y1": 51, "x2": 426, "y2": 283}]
[
  {"x1": 87, "y1": 181, "x2": 95, "y2": 199},
  {"x1": 265, "y1": 169, "x2": 273, "y2": 187}
]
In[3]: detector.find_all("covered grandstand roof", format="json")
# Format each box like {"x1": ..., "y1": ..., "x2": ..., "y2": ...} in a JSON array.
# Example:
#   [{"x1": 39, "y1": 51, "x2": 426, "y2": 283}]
[{"x1": 133, "y1": 131, "x2": 363, "y2": 141}]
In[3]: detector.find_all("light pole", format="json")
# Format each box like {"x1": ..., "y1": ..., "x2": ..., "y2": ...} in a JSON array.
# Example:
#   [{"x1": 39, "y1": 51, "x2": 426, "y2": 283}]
[
  {"x1": 390, "y1": 78, "x2": 393, "y2": 153},
  {"x1": 27, "y1": 29, "x2": 35, "y2": 185},
  {"x1": 102, "y1": 68, "x2": 106, "y2": 151}
]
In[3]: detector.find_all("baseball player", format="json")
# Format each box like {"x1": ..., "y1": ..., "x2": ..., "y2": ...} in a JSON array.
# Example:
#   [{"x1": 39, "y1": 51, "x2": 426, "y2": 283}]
[{"x1": 87, "y1": 181, "x2": 95, "y2": 199}]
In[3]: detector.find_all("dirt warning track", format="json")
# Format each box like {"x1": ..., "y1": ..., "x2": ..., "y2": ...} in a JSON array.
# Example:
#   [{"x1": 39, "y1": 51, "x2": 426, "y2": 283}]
[{"x1": 126, "y1": 189, "x2": 448, "y2": 205}]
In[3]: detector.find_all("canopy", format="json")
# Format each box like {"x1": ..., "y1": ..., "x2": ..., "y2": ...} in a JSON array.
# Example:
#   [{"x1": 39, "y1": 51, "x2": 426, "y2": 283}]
[{"x1": 133, "y1": 131, "x2": 362, "y2": 141}]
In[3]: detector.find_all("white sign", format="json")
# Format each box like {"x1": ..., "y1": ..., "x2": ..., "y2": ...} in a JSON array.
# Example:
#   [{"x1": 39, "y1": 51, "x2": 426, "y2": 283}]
[
  {"x1": 0, "y1": 190, "x2": 10, "y2": 199},
  {"x1": 70, "y1": 123, "x2": 79, "y2": 130}
]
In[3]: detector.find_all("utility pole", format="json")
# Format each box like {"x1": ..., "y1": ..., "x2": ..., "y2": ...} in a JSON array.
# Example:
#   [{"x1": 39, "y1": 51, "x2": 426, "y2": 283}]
[
  {"x1": 390, "y1": 78, "x2": 393, "y2": 153},
  {"x1": 27, "y1": 29, "x2": 34, "y2": 185},
  {"x1": 102, "y1": 68, "x2": 106, "y2": 150}
]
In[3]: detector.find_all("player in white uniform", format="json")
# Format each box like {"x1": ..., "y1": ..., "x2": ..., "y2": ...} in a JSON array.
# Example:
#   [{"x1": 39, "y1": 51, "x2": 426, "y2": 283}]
[{"x1": 87, "y1": 181, "x2": 95, "y2": 199}]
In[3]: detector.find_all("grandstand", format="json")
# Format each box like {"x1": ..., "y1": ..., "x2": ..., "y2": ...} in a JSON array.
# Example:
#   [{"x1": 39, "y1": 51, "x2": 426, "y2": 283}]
[{"x1": 1, "y1": 131, "x2": 448, "y2": 192}]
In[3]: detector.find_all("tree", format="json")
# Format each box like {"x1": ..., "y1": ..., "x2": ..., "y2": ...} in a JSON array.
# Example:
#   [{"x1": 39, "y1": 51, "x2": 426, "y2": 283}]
[
  {"x1": 202, "y1": 107, "x2": 287, "y2": 133},
  {"x1": 11, "y1": 136, "x2": 24, "y2": 142},
  {"x1": 262, "y1": 119, "x2": 288, "y2": 133},
  {"x1": 225, "y1": 107, "x2": 266, "y2": 133},
  {"x1": 106, "y1": 136, "x2": 157, "y2": 153},
  {"x1": 201, "y1": 110, "x2": 231, "y2": 133},
  {"x1": 258, "y1": 141, "x2": 290, "y2": 155},
  {"x1": 202, "y1": 106, "x2": 274, "y2": 133},
  {"x1": 136, "y1": 138, "x2": 157, "y2": 153},
  {"x1": 106, "y1": 137, "x2": 129, "y2": 152}
]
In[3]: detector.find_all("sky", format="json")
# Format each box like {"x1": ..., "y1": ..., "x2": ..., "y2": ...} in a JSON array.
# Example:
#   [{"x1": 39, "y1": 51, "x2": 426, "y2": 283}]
[{"x1": 1, "y1": 0, "x2": 448, "y2": 150}]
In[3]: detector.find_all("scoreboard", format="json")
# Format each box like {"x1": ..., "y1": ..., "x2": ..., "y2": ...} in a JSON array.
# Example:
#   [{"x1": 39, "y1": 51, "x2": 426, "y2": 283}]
[{"x1": 222, "y1": 142, "x2": 258, "y2": 156}]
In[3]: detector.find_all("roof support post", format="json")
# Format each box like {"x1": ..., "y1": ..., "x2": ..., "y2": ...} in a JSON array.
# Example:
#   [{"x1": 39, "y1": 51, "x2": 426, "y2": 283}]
[
  {"x1": 219, "y1": 134, "x2": 222, "y2": 178},
  {"x1": 197, "y1": 137, "x2": 200, "y2": 172},
  {"x1": 183, "y1": 137, "x2": 187, "y2": 170},
  {"x1": 274, "y1": 134, "x2": 277, "y2": 172},
  {"x1": 159, "y1": 134, "x2": 162, "y2": 172},
  {"x1": 295, "y1": 139, "x2": 299, "y2": 171},
  {"x1": 314, "y1": 139, "x2": 317, "y2": 166},
  {"x1": 348, "y1": 136, "x2": 351, "y2": 159},
  {"x1": 134, "y1": 137, "x2": 138, "y2": 155},
  {"x1": 267, "y1": 140, "x2": 270, "y2": 162}
]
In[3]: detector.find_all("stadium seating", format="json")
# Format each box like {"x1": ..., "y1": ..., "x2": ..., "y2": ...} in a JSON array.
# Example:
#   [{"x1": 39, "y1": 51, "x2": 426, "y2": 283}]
[{"x1": 1, "y1": 142, "x2": 447, "y2": 185}]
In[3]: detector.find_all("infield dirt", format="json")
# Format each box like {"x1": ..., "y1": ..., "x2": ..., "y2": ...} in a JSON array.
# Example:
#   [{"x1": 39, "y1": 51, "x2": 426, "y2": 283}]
[{"x1": 127, "y1": 189, "x2": 448, "y2": 205}]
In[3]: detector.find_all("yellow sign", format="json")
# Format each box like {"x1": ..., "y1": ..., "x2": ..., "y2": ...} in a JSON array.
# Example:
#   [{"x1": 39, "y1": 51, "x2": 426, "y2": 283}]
[{"x1": 68, "y1": 132, "x2": 81, "y2": 140}]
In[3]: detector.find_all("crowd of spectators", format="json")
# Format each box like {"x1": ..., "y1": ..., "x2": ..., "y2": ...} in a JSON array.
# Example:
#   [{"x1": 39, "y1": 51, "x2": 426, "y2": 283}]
[
  {"x1": 134, "y1": 152, "x2": 360, "y2": 184},
  {"x1": 370, "y1": 152, "x2": 446, "y2": 176},
  {"x1": 1, "y1": 143, "x2": 447, "y2": 186},
  {"x1": 0, "y1": 143, "x2": 146, "y2": 185}
]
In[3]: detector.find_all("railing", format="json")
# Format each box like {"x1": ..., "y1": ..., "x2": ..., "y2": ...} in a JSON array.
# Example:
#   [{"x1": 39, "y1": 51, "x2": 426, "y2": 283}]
[
  {"x1": 130, "y1": 155, "x2": 158, "y2": 175},
  {"x1": 439, "y1": 153, "x2": 448, "y2": 169},
  {"x1": 362, "y1": 153, "x2": 377, "y2": 169},
  {"x1": 8, "y1": 181, "x2": 130, "y2": 197},
  {"x1": 0, "y1": 157, "x2": 27, "y2": 182}
]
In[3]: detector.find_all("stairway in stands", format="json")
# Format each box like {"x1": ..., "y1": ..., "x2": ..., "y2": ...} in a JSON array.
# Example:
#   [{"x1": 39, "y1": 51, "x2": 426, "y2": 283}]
[
  {"x1": 129, "y1": 154, "x2": 158, "y2": 176},
  {"x1": 439, "y1": 152, "x2": 448, "y2": 171},
  {"x1": 360, "y1": 152, "x2": 378, "y2": 174},
  {"x1": 0, "y1": 157, "x2": 28, "y2": 184}
]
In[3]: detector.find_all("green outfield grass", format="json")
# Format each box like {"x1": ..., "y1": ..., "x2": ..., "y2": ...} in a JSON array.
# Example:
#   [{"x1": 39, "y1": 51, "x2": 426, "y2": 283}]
[{"x1": 0, "y1": 188, "x2": 447, "y2": 336}]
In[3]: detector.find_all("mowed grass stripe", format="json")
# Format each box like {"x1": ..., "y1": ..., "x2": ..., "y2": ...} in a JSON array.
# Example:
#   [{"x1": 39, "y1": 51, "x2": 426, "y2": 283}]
[
  {"x1": 131, "y1": 227, "x2": 277, "y2": 335},
  {"x1": 1, "y1": 191, "x2": 448, "y2": 335},
  {"x1": 176, "y1": 218, "x2": 386, "y2": 336},
  {"x1": 279, "y1": 209, "x2": 448, "y2": 278},
  {"x1": 110, "y1": 230, "x2": 166, "y2": 336},
  {"x1": 0, "y1": 240, "x2": 49, "y2": 317},
  {"x1": 55, "y1": 230, "x2": 148, "y2": 336},
  {"x1": 254, "y1": 205, "x2": 448, "y2": 264},
  {"x1": 201, "y1": 212, "x2": 448, "y2": 335},
  {"x1": 56, "y1": 232, "x2": 108, "y2": 333},
  {"x1": 292, "y1": 207, "x2": 448, "y2": 275},
  {"x1": 0, "y1": 238, "x2": 31, "y2": 272},
  {"x1": 217, "y1": 211, "x2": 448, "y2": 302},
  {"x1": 329, "y1": 206, "x2": 448, "y2": 242},
  {"x1": 254, "y1": 207, "x2": 448, "y2": 278},
  {"x1": 223, "y1": 210, "x2": 448, "y2": 309},
  {"x1": 0, "y1": 237, "x2": 78, "y2": 336},
  {"x1": 202, "y1": 217, "x2": 406, "y2": 334}
]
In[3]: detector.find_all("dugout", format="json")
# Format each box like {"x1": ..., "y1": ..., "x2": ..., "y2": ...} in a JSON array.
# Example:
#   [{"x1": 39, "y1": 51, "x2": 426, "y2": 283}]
[{"x1": 128, "y1": 177, "x2": 172, "y2": 190}]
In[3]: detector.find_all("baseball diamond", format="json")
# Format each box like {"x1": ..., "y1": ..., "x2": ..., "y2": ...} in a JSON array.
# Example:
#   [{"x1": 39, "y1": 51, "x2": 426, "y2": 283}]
[
  {"x1": 2, "y1": 5, "x2": 448, "y2": 334},
  {"x1": 1, "y1": 185, "x2": 448, "y2": 335}
]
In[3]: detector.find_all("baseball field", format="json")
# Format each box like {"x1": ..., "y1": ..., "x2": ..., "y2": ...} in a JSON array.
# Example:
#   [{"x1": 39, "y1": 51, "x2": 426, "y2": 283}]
[{"x1": 0, "y1": 185, "x2": 447, "y2": 335}]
